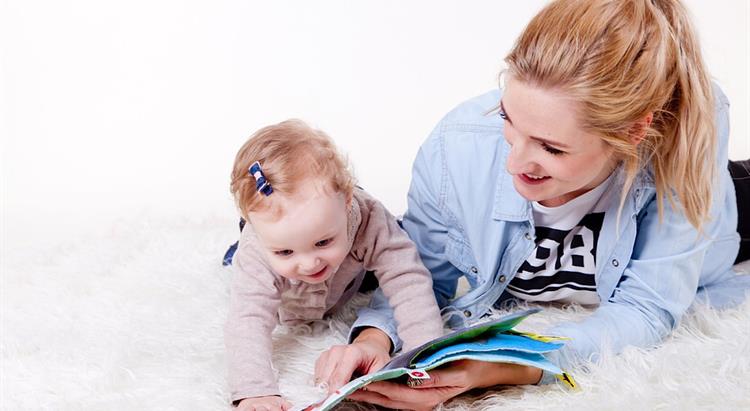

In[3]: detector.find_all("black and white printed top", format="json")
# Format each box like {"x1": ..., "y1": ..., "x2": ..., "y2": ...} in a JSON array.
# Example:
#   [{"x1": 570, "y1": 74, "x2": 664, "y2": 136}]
[{"x1": 506, "y1": 173, "x2": 616, "y2": 306}]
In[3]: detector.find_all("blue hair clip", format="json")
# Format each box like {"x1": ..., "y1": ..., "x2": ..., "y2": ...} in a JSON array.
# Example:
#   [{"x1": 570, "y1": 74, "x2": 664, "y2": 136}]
[{"x1": 249, "y1": 161, "x2": 273, "y2": 196}]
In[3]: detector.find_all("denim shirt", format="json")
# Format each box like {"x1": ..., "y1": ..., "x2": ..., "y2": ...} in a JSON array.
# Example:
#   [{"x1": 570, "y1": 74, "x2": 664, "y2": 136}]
[{"x1": 351, "y1": 84, "x2": 749, "y2": 381}]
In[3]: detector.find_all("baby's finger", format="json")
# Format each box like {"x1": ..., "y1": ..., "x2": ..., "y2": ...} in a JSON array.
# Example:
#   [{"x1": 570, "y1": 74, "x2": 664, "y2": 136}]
[
  {"x1": 327, "y1": 350, "x2": 361, "y2": 391},
  {"x1": 316, "y1": 346, "x2": 345, "y2": 387},
  {"x1": 313, "y1": 350, "x2": 330, "y2": 384}
]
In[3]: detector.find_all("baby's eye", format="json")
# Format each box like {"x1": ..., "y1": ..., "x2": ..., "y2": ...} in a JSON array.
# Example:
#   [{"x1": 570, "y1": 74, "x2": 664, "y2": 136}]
[
  {"x1": 499, "y1": 108, "x2": 509, "y2": 120},
  {"x1": 315, "y1": 238, "x2": 333, "y2": 247},
  {"x1": 274, "y1": 249, "x2": 293, "y2": 257}
]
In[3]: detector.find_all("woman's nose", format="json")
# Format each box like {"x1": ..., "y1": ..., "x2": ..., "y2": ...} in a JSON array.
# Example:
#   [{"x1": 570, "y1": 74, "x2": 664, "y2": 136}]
[{"x1": 506, "y1": 139, "x2": 533, "y2": 174}]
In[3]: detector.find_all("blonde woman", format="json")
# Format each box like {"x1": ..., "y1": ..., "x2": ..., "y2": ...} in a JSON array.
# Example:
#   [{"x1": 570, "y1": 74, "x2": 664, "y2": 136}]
[{"x1": 313, "y1": 0, "x2": 750, "y2": 409}]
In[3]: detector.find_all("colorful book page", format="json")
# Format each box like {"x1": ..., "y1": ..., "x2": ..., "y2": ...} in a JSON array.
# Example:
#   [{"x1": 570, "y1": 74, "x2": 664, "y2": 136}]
[
  {"x1": 385, "y1": 308, "x2": 541, "y2": 370},
  {"x1": 413, "y1": 333, "x2": 563, "y2": 369}
]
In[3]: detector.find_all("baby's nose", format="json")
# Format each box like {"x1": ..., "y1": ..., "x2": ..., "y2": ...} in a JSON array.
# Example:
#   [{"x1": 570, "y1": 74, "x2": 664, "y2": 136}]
[{"x1": 299, "y1": 257, "x2": 321, "y2": 273}]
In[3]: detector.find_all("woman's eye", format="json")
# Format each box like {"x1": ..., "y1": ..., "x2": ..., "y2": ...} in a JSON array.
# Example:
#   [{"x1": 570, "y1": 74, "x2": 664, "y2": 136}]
[
  {"x1": 315, "y1": 238, "x2": 333, "y2": 247},
  {"x1": 542, "y1": 143, "x2": 565, "y2": 156},
  {"x1": 274, "y1": 249, "x2": 293, "y2": 256}
]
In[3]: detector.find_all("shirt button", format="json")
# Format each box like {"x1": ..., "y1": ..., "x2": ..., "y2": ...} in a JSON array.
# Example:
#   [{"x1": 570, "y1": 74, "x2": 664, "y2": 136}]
[
  {"x1": 612, "y1": 259, "x2": 620, "y2": 267},
  {"x1": 463, "y1": 310, "x2": 472, "y2": 318},
  {"x1": 524, "y1": 232, "x2": 532, "y2": 240},
  {"x1": 470, "y1": 266, "x2": 478, "y2": 273},
  {"x1": 499, "y1": 275, "x2": 507, "y2": 283}
]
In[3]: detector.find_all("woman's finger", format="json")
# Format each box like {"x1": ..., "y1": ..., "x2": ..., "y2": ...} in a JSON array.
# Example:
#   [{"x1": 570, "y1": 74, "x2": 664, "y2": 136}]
[
  {"x1": 356, "y1": 381, "x2": 445, "y2": 403},
  {"x1": 348, "y1": 388, "x2": 409, "y2": 410},
  {"x1": 358, "y1": 381, "x2": 413, "y2": 397},
  {"x1": 349, "y1": 383, "x2": 463, "y2": 411},
  {"x1": 407, "y1": 365, "x2": 466, "y2": 389}
]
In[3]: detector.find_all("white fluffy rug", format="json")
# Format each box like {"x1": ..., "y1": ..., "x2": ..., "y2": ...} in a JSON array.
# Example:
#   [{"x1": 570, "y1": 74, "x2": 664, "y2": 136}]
[{"x1": 3, "y1": 214, "x2": 750, "y2": 410}]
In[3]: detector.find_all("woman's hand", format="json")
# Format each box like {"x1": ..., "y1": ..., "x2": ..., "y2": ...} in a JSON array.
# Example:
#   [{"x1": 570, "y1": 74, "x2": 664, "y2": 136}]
[
  {"x1": 347, "y1": 360, "x2": 542, "y2": 411},
  {"x1": 236, "y1": 395, "x2": 292, "y2": 411},
  {"x1": 314, "y1": 328, "x2": 393, "y2": 393}
]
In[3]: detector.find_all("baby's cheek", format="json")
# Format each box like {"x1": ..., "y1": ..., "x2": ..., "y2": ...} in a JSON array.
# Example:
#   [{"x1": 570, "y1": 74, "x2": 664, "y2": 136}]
[
  {"x1": 269, "y1": 259, "x2": 291, "y2": 277},
  {"x1": 335, "y1": 244, "x2": 350, "y2": 263}
]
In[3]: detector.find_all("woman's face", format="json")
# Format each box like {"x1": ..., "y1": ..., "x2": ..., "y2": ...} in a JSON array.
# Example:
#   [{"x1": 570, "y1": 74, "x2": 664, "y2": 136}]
[{"x1": 501, "y1": 78, "x2": 617, "y2": 207}]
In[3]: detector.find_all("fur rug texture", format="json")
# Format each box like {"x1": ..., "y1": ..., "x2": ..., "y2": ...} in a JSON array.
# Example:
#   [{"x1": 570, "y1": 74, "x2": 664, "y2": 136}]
[{"x1": 3, "y1": 214, "x2": 750, "y2": 411}]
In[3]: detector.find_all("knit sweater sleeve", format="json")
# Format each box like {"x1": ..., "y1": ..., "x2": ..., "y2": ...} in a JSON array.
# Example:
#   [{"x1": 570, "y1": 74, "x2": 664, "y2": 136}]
[
  {"x1": 353, "y1": 192, "x2": 444, "y2": 350},
  {"x1": 224, "y1": 232, "x2": 283, "y2": 403}
]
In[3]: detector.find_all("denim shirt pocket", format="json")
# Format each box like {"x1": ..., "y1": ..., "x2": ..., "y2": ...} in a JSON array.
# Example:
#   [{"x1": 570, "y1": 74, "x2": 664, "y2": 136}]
[{"x1": 444, "y1": 232, "x2": 481, "y2": 285}]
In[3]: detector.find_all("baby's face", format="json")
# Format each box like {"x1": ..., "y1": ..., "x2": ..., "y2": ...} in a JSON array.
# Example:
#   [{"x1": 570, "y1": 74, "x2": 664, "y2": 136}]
[{"x1": 249, "y1": 179, "x2": 350, "y2": 284}]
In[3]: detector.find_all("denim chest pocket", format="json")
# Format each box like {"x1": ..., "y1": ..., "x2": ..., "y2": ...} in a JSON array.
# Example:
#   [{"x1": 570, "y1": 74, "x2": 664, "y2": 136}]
[{"x1": 444, "y1": 234, "x2": 480, "y2": 281}]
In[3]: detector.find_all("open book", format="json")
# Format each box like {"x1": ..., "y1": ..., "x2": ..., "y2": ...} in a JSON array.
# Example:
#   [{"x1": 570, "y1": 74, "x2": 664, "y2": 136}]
[{"x1": 294, "y1": 308, "x2": 577, "y2": 411}]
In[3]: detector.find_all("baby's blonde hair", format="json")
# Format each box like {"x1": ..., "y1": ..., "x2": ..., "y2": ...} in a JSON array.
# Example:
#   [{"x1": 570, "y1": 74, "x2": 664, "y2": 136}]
[
  {"x1": 230, "y1": 119, "x2": 355, "y2": 220},
  {"x1": 505, "y1": 0, "x2": 716, "y2": 230}
]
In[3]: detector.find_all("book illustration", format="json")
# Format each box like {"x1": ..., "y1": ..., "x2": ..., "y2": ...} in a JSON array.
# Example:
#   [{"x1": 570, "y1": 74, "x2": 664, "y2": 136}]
[{"x1": 292, "y1": 308, "x2": 577, "y2": 411}]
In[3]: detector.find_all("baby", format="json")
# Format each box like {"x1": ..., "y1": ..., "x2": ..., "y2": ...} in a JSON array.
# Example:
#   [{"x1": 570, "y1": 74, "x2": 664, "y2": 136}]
[{"x1": 224, "y1": 119, "x2": 444, "y2": 410}]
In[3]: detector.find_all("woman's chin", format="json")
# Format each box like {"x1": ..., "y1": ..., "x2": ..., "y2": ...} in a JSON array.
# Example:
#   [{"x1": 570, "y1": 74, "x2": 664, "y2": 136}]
[{"x1": 512, "y1": 178, "x2": 546, "y2": 202}]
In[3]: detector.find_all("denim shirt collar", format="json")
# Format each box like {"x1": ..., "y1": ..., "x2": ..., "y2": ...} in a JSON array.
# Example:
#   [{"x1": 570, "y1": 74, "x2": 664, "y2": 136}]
[{"x1": 492, "y1": 142, "x2": 532, "y2": 222}]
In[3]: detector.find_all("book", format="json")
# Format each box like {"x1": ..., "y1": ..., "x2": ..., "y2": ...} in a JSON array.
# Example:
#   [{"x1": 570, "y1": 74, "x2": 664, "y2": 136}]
[{"x1": 294, "y1": 308, "x2": 577, "y2": 411}]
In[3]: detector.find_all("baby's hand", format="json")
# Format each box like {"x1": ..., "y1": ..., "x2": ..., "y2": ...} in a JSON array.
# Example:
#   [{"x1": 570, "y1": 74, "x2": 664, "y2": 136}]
[{"x1": 236, "y1": 395, "x2": 292, "y2": 411}]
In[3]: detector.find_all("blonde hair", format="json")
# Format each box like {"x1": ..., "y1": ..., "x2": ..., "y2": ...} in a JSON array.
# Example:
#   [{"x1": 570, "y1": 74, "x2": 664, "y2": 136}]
[
  {"x1": 230, "y1": 119, "x2": 355, "y2": 219},
  {"x1": 505, "y1": 0, "x2": 716, "y2": 230}
]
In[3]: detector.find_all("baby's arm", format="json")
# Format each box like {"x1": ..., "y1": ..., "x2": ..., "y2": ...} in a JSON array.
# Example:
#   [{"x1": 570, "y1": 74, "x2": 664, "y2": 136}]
[
  {"x1": 355, "y1": 195, "x2": 444, "y2": 351},
  {"x1": 225, "y1": 237, "x2": 285, "y2": 404}
]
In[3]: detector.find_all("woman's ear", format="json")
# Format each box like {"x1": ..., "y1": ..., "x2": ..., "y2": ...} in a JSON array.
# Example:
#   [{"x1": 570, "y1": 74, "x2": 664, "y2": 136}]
[{"x1": 629, "y1": 112, "x2": 653, "y2": 146}]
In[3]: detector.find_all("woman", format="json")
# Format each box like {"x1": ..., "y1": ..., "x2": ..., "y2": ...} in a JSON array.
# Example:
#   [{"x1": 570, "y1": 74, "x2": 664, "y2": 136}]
[{"x1": 313, "y1": 0, "x2": 750, "y2": 409}]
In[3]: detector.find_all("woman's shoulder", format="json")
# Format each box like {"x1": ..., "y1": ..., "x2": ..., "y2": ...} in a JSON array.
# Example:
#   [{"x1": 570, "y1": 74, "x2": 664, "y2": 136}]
[
  {"x1": 419, "y1": 89, "x2": 507, "y2": 162},
  {"x1": 712, "y1": 82, "x2": 730, "y2": 108},
  {"x1": 438, "y1": 88, "x2": 505, "y2": 129}
]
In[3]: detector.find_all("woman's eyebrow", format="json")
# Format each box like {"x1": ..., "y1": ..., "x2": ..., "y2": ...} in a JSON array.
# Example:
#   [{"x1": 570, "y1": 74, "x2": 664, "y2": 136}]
[
  {"x1": 500, "y1": 100, "x2": 513, "y2": 124},
  {"x1": 531, "y1": 136, "x2": 571, "y2": 150},
  {"x1": 501, "y1": 99, "x2": 571, "y2": 150}
]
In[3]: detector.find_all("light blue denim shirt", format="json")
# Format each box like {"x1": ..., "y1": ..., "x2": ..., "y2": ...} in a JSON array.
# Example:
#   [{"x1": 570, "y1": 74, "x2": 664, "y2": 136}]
[{"x1": 351, "y1": 84, "x2": 749, "y2": 382}]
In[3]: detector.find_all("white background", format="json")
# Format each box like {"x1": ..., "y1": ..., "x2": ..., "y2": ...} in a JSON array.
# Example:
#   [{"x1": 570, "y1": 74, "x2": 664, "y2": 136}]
[{"x1": 2, "y1": 0, "x2": 748, "y2": 253}]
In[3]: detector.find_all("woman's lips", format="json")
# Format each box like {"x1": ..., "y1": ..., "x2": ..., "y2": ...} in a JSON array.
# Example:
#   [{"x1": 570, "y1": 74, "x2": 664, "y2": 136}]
[{"x1": 518, "y1": 173, "x2": 551, "y2": 185}]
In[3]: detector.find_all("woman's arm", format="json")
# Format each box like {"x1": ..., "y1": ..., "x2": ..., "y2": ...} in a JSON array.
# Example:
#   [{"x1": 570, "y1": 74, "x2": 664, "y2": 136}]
[{"x1": 401, "y1": 134, "x2": 465, "y2": 308}]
